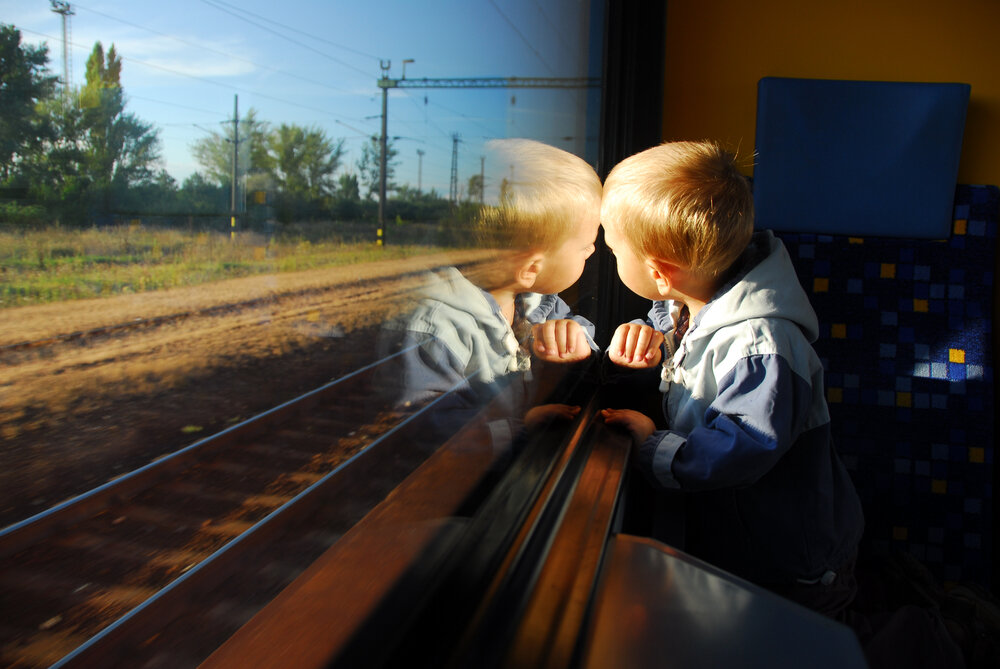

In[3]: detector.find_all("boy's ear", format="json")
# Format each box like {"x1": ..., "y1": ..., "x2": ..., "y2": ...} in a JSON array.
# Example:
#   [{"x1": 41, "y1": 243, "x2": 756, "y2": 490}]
[
  {"x1": 645, "y1": 258, "x2": 676, "y2": 297},
  {"x1": 516, "y1": 253, "x2": 545, "y2": 289}
]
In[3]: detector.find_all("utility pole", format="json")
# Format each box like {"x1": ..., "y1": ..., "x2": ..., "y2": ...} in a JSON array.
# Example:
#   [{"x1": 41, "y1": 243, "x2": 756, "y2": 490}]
[
  {"x1": 375, "y1": 68, "x2": 598, "y2": 237},
  {"x1": 230, "y1": 95, "x2": 240, "y2": 240},
  {"x1": 479, "y1": 155, "x2": 485, "y2": 205},
  {"x1": 449, "y1": 134, "x2": 461, "y2": 204},
  {"x1": 377, "y1": 60, "x2": 391, "y2": 246},
  {"x1": 416, "y1": 149, "x2": 425, "y2": 194},
  {"x1": 49, "y1": 1, "x2": 73, "y2": 95}
]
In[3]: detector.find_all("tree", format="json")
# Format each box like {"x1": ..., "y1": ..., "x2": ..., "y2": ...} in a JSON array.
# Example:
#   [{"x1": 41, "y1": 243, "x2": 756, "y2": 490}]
[
  {"x1": 192, "y1": 113, "x2": 345, "y2": 222},
  {"x1": 267, "y1": 124, "x2": 344, "y2": 201},
  {"x1": 467, "y1": 174, "x2": 484, "y2": 203},
  {"x1": 191, "y1": 107, "x2": 270, "y2": 186},
  {"x1": 498, "y1": 176, "x2": 513, "y2": 206},
  {"x1": 356, "y1": 135, "x2": 398, "y2": 200},
  {"x1": 331, "y1": 172, "x2": 363, "y2": 220},
  {"x1": 0, "y1": 25, "x2": 58, "y2": 182},
  {"x1": 388, "y1": 184, "x2": 451, "y2": 223},
  {"x1": 18, "y1": 94, "x2": 91, "y2": 224},
  {"x1": 79, "y1": 42, "x2": 161, "y2": 211},
  {"x1": 178, "y1": 172, "x2": 228, "y2": 215},
  {"x1": 337, "y1": 173, "x2": 360, "y2": 201}
]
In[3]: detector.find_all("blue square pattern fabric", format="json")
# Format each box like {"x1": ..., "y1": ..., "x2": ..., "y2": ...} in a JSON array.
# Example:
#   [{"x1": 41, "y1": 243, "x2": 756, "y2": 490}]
[
  {"x1": 775, "y1": 184, "x2": 997, "y2": 587},
  {"x1": 755, "y1": 77, "x2": 970, "y2": 238}
]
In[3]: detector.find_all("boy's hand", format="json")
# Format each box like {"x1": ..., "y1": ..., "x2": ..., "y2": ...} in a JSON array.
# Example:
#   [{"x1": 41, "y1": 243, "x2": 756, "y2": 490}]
[
  {"x1": 524, "y1": 403, "x2": 581, "y2": 430},
  {"x1": 608, "y1": 323, "x2": 664, "y2": 368},
  {"x1": 601, "y1": 408, "x2": 657, "y2": 445},
  {"x1": 532, "y1": 319, "x2": 592, "y2": 363}
]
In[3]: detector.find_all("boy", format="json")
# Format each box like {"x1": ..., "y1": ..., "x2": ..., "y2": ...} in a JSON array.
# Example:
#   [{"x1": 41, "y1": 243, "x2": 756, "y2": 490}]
[
  {"x1": 381, "y1": 138, "x2": 602, "y2": 442},
  {"x1": 600, "y1": 140, "x2": 864, "y2": 618}
]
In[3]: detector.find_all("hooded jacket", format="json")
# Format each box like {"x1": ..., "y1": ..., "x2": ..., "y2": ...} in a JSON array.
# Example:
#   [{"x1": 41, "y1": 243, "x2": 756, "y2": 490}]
[
  {"x1": 635, "y1": 231, "x2": 864, "y2": 585},
  {"x1": 381, "y1": 266, "x2": 597, "y2": 445}
]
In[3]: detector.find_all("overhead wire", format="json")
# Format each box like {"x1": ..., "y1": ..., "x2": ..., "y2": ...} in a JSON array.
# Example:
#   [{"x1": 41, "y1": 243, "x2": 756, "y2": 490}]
[
  {"x1": 128, "y1": 94, "x2": 223, "y2": 116},
  {"x1": 202, "y1": 0, "x2": 382, "y2": 62},
  {"x1": 530, "y1": 0, "x2": 577, "y2": 64},
  {"x1": 486, "y1": 0, "x2": 556, "y2": 75},
  {"x1": 73, "y1": 2, "x2": 358, "y2": 94},
  {"x1": 20, "y1": 4, "x2": 578, "y2": 193},
  {"x1": 199, "y1": 0, "x2": 377, "y2": 79},
  {"x1": 399, "y1": 91, "x2": 451, "y2": 140},
  {"x1": 16, "y1": 27, "x2": 376, "y2": 128}
]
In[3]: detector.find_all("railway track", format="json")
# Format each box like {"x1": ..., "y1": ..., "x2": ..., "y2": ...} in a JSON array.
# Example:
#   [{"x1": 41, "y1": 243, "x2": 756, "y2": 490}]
[
  {"x1": 0, "y1": 255, "x2": 492, "y2": 531},
  {"x1": 0, "y1": 349, "x2": 451, "y2": 668}
]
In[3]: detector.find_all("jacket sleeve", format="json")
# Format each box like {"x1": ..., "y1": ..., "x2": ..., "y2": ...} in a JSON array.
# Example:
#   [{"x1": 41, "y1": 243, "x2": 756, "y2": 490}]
[{"x1": 635, "y1": 353, "x2": 815, "y2": 491}]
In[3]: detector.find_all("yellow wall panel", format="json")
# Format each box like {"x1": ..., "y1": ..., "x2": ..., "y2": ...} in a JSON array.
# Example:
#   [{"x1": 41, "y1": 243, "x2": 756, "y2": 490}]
[{"x1": 662, "y1": 0, "x2": 1000, "y2": 186}]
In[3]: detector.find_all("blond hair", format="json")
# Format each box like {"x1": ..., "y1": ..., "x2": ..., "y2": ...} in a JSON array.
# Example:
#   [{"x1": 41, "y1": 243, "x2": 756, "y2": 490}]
[
  {"x1": 601, "y1": 141, "x2": 754, "y2": 278},
  {"x1": 477, "y1": 138, "x2": 602, "y2": 252}
]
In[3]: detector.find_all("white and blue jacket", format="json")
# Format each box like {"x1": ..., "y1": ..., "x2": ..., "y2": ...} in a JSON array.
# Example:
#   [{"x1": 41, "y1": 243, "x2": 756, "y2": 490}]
[
  {"x1": 633, "y1": 231, "x2": 864, "y2": 585},
  {"x1": 382, "y1": 266, "x2": 597, "y2": 445}
]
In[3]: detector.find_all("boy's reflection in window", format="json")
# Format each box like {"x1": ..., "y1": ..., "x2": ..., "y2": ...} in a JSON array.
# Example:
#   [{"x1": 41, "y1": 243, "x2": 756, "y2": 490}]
[{"x1": 377, "y1": 139, "x2": 602, "y2": 457}]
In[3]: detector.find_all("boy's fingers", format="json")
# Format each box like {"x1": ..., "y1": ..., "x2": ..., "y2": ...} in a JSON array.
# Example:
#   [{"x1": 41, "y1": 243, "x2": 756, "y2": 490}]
[
  {"x1": 548, "y1": 323, "x2": 564, "y2": 354},
  {"x1": 635, "y1": 327, "x2": 652, "y2": 357},
  {"x1": 650, "y1": 330, "x2": 665, "y2": 359},
  {"x1": 554, "y1": 321, "x2": 568, "y2": 355},
  {"x1": 535, "y1": 323, "x2": 558, "y2": 355},
  {"x1": 609, "y1": 325, "x2": 628, "y2": 359},
  {"x1": 564, "y1": 320, "x2": 580, "y2": 353},
  {"x1": 622, "y1": 326, "x2": 637, "y2": 361},
  {"x1": 601, "y1": 408, "x2": 631, "y2": 426},
  {"x1": 531, "y1": 324, "x2": 545, "y2": 353},
  {"x1": 637, "y1": 327, "x2": 663, "y2": 360}
]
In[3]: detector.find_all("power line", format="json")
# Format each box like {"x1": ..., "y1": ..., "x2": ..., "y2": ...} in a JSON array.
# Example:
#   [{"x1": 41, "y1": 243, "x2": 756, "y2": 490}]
[
  {"x1": 120, "y1": 53, "x2": 364, "y2": 121},
  {"x1": 487, "y1": 0, "x2": 555, "y2": 75},
  {"x1": 73, "y1": 2, "x2": 356, "y2": 94},
  {"x1": 17, "y1": 28, "x2": 371, "y2": 127},
  {"x1": 203, "y1": 0, "x2": 382, "y2": 62},
  {"x1": 200, "y1": 0, "x2": 376, "y2": 79},
  {"x1": 129, "y1": 94, "x2": 222, "y2": 116},
  {"x1": 400, "y1": 90, "x2": 451, "y2": 140},
  {"x1": 409, "y1": 93, "x2": 503, "y2": 138},
  {"x1": 531, "y1": 0, "x2": 576, "y2": 60}
]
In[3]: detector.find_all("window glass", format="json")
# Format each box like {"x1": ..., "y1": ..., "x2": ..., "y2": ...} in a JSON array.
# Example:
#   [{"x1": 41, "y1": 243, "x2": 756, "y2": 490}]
[
  {"x1": 1, "y1": 0, "x2": 602, "y2": 526},
  {"x1": 1, "y1": 1, "x2": 603, "y2": 662},
  {"x1": 0, "y1": 11, "x2": 604, "y2": 659}
]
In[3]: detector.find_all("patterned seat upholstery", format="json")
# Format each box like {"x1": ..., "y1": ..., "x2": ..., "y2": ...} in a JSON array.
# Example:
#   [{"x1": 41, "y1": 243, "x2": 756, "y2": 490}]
[{"x1": 774, "y1": 184, "x2": 997, "y2": 586}]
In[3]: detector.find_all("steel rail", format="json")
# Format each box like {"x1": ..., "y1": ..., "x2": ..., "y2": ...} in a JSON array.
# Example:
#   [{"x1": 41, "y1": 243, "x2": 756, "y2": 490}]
[
  {"x1": 50, "y1": 373, "x2": 470, "y2": 668},
  {"x1": 0, "y1": 344, "x2": 416, "y2": 556}
]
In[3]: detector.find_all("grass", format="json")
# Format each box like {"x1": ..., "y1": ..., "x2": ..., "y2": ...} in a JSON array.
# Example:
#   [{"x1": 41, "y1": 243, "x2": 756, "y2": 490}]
[{"x1": 0, "y1": 224, "x2": 445, "y2": 308}]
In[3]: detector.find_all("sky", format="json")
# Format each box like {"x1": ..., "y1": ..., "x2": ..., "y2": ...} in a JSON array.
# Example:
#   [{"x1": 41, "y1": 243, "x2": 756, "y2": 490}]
[{"x1": 2, "y1": 0, "x2": 601, "y2": 201}]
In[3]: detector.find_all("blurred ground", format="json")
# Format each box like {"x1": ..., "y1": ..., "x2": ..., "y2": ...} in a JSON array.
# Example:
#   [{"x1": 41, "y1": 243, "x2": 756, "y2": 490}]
[{"x1": 0, "y1": 250, "x2": 487, "y2": 529}]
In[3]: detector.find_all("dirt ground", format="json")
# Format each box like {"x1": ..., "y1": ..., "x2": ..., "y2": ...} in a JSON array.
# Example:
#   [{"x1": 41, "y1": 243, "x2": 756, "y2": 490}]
[{"x1": 0, "y1": 250, "x2": 488, "y2": 529}]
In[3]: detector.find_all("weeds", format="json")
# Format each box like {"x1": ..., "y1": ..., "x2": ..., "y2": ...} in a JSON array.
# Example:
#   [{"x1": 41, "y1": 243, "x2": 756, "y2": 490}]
[{"x1": 0, "y1": 225, "x2": 442, "y2": 308}]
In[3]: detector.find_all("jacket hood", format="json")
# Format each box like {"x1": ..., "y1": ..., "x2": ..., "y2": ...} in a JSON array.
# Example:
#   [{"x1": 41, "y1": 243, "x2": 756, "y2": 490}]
[
  {"x1": 419, "y1": 266, "x2": 516, "y2": 346},
  {"x1": 652, "y1": 231, "x2": 818, "y2": 344}
]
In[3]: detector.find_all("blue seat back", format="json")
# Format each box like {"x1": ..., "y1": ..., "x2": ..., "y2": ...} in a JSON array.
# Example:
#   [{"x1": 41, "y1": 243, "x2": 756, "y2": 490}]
[
  {"x1": 754, "y1": 77, "x2": 970, "y2": 239},
  {"x1": 775, "y1": 185, "x2": 996, "y2": 585}
]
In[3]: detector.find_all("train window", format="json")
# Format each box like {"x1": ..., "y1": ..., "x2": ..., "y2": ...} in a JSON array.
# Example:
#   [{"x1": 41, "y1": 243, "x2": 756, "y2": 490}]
[{"x1": 0, "y1": 1, "x2": 607, "y2": 666}]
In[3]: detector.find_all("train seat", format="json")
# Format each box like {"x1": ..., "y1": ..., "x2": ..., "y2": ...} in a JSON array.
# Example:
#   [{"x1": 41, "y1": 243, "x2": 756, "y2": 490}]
[{"x1": 754, "y1": 77, "x2": 996, "y2": 587}]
